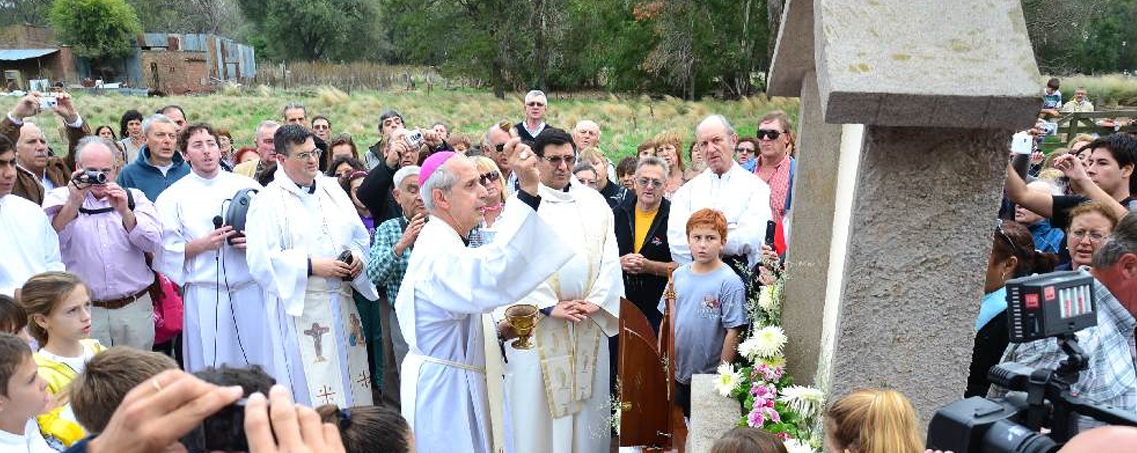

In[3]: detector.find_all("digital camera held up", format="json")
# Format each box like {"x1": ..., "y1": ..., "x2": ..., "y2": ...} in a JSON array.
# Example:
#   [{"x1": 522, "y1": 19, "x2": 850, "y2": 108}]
[{"x1": 74, "y1": 170, "x2": 107, "y2": 185}]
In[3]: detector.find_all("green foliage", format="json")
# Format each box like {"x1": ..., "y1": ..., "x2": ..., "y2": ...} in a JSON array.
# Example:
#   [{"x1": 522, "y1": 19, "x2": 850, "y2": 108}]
[
  {"x1": 48, "y1": 0, "x2": 142, "y2": 60},
  {"x1": 235, "y1": 0, "x2": 380, "y2": 62}
]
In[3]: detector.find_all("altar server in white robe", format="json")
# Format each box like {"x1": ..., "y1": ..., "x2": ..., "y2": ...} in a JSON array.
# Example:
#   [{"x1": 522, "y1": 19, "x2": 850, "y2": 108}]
[
  {"x1": 154, "y1": 123, "x2": 271, "y2": 372},
  {"x1": 245, "y1": 124, "x2": 379, "y2": 407},
  {"x1": 397, "y1": 142, "x2": 573, "y2": 453},
  {"x1": 496, "y1": 127, "x2": 622, "y2": 453},
  {"x1": 668, "y1": 114, "x2": 772, "y2": 269},
  {"x1": 0, "y1": 137, "x2": 63, "y2": 296}
]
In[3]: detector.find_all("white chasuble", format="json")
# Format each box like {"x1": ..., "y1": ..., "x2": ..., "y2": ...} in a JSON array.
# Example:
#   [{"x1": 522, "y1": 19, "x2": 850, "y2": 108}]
[
  {"x1": 396, "y1": 197, "x2": 573, "y2": 453},
  {"x1": 497, "y1": 183, "x2": 623, "y2": 453},
  {"x1": 154, "y1": 171, "x2": 272, "y2": 373},
  {"x1": 246, "y1": 169, "x2": 379, "y2": 407}
]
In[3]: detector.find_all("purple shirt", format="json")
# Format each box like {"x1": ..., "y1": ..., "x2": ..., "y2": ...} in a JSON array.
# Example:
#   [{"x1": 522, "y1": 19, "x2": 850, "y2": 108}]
[{"x1": 43, "y1": 188, "x2": 162, "y2": 300}]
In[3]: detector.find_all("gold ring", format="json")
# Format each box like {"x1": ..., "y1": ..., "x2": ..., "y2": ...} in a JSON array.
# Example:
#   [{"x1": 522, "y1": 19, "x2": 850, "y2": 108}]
[{"x1": 151, "y1": 379, "x2": 163, "y2": 392}]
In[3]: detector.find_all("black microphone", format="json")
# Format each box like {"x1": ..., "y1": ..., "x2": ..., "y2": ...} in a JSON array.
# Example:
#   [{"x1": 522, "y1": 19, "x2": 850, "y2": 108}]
[{"x1": 213, "y1": 215, "x2": 224, "y2": 230}]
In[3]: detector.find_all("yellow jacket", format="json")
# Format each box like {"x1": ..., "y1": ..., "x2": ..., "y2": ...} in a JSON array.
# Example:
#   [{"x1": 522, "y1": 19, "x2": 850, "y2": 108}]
[{"x1": 35, "y1": 339, "x2": 106, "y2": 447}]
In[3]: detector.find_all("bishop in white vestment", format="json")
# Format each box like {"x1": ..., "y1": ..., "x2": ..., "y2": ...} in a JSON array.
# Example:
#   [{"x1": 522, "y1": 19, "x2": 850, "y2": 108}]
[
  {"x1": 498, "y1": 180, "x2": 623, "y2": 453},
  {"x1": 245, "y1": 126, "x2": 379, "y2": 407},
  {"x1": 398, "y1": 147, "x2": 573, "y2": 453},
  {"x1": 153, "y1": 135, "x2": 271, "y2": 373}
]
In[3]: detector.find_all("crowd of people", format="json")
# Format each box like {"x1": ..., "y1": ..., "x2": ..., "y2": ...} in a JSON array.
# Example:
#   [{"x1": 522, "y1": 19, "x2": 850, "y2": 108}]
[{"x1": 0, "y1": 83, "x2": 1135, "y2": 453}]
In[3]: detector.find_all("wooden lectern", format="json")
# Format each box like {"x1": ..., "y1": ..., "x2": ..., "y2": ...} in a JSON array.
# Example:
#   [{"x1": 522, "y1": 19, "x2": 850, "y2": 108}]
[{"x1": 618, "y1": 268, "x2": 687, "y2": 452}]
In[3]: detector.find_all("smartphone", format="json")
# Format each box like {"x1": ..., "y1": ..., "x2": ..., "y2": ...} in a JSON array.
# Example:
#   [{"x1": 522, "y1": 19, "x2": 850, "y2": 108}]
[
  {"x1": 39, "y1": 96, "x2": 58, "y2": 110},
  {"x1": 764, "y1": 220, "x2": 776, "y2": 246}
]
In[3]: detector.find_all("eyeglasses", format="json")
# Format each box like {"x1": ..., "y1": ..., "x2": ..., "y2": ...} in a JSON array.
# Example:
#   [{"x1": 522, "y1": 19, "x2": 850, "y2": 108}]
[
  {"x1": 480, "y1": 171, "x2": 501, "y2": 186},
  {"x1": 526, "y1": 102, "x2": 546, "y2": 107},
  {"x1": 636, "y1": 177, "x2": 664, "y2": 188},
  {"x1": 756, "y1": 129, "x2": 783, "y2": 141},
  {"x1": 492, "y1": 143, "x2": 505, "y2": 153},
  {"x1": 736, "y1": 146, "x2": 755, "y2": 155},
  {"x1": 542, "y1": 154, "x2": 576, "y2": 167},
  {"x1": 293, "y1": 149, "x2": 322, "y2": 161},
  {"x1": 1070, "y1": 230, "x2": 1108, "y2": 244}
]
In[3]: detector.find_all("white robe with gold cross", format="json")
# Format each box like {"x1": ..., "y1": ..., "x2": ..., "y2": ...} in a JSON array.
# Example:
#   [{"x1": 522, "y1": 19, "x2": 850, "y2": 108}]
[
  {"x1": 496, "y1": 182, "x2": 623, "y2": 453},
  {"x1": 246, "y1": 168, "x2": 379, "y2": 407}
]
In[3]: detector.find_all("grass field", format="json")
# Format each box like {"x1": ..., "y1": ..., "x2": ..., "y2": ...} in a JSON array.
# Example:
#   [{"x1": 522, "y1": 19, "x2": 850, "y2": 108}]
[{"x1": 0, "y1": 87, "x2": 801, "y2": 160}]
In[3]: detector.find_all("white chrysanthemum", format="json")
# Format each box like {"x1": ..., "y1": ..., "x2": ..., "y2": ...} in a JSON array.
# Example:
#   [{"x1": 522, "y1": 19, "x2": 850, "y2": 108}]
[
  {"x1": 714, "y1": 363, "x2": 740, "y2": 397},
  {"x1": 758, "y1": 286, "x2": 779, "y2": 311},
  {"x1": 779, "y1": 385, "x2": 825, "y2": 418},
  {"x1": 784, "y1": 438, "x2": 816, "y2": 453},
  {"x1": 739, "y1": 326, "x2": 787, "y2": 360}
]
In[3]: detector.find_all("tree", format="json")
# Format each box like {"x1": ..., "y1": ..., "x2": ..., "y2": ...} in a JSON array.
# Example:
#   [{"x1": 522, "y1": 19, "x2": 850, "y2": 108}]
[
  {"x1": 49, "y1": 0, "x2": 142, "y2": 60},
  {"x1": 236, "y1": 0, "x2": 380, "y2": 62}
]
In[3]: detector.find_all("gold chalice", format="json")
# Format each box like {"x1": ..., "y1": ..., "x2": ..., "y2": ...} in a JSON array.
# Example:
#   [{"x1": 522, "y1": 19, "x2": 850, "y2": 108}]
[{"x1": 505, "y1": 304, "x2": 539, "y2": 350}]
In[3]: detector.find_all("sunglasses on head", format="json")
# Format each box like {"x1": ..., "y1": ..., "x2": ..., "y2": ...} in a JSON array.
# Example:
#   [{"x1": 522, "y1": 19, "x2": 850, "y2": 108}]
[
  {"x1": 757, "y1": 129, "x2": 783, "y2": 141},
  {"x1": 480, "y1": 171, "x2": 501, "y2": 186}
]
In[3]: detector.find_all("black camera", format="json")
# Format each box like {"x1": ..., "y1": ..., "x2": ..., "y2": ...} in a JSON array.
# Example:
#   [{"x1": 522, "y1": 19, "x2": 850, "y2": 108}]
[
  {"x1": 927, "y1": 272, "x2": 1137, "y2": 453},
  {"x1": 180, "y1": 398, "x2": 250, "y2": 452},
  {"x1": 74, "y1": 170, "x2": 107, "y2": 185}
]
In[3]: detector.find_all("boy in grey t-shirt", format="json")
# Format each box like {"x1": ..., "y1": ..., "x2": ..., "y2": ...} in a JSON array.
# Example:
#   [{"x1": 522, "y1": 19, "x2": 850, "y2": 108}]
[{"x1": 659, "y1": 208, "x2": 748, "y2": 416}]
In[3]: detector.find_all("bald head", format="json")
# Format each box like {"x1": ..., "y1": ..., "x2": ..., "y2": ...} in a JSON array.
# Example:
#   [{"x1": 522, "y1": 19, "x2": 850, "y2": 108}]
[{"x1": 1059, "y1": 426, "x2": 1137, "y2": 453}]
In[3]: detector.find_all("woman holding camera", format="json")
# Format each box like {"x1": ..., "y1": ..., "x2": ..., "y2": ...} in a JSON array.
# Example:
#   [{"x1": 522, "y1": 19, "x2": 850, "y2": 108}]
[{"x1": 966, "y1": 220, "x2": 1058, "y2": 398}]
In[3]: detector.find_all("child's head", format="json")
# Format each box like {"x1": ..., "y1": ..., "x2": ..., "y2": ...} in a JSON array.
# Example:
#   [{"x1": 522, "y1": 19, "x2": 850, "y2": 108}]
[
  {"x1": 686, "y1": 208, "x2": 728, "y2": 264},
  {"x1": 69, "y1": 347, "x2": 178, "y2": 433},
  {"x1": 710, "y1": 427, "x2": 788, "y2": 453},
  {"x1": 21, "y1": 272, "x2": 91, "y2": 346},
  {"x1": 316, "y1": 404, "x2": 414, "y2": 453},
  {"x1": 824, "y1": 388, "x2": 923, "y2": 453},
  {"x1": 0, "y1": 332, "x2": 50, "y2": 427},
  {"x1": 0, "y1": 294, "x2": 27, "y2": 335}
]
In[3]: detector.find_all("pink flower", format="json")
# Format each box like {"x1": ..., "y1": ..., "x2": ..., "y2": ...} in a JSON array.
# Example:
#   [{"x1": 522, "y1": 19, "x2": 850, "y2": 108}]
[
  {"x1": 766, "y1": 407, "x2": 782, "y2": 424},
  {"x1": 777, "y1": 432, "x2": 791, "y2": 441},
  {"x1": 748, "y1": 408, "x2": 766, "y2": 427}
]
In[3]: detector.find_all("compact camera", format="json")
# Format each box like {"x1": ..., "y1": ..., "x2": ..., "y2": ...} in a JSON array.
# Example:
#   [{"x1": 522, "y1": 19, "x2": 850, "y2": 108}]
[
  {"x1": 404, "y1": 129, "x2": 424, "y2": 149},
  {"x1": 38, "y1": 95, "x2": 58, "y2": 110}
]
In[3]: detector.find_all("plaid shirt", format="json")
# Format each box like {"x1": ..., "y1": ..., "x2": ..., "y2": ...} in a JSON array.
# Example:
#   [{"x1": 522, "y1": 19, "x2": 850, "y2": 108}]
[
  {"x1": 990, "y1": 273, "x2": 1137, "y2": 416},
  {"x1": 366, "y1": 216, "x2": 411, "y2": 304}
]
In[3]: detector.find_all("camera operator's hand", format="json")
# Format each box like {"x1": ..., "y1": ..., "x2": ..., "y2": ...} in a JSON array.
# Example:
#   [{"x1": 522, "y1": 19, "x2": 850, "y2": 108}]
[
  {"x1": 1054, "y1": 153, "x2": 1090, "y2": 184},
  {"x1": 87, "y1": 370, "x2": 244, "y2": 453},
  {"x1": 185, "y1": 226, "x2": 236, "y2": 258},
  {"x1": 53, "y1": 92, "x2": 79, "y2": 124},
  {"x1": 312, "y1": 257, "x2": 351, "y2": 279},
  {"x1": 422, "y1": 129, "x2": 442, "y2": 148},
  {"x1": 384, "y1": 137, "x2": 405, "y2": 168},
  {"x1": 505, "y1": 138, "x2": 539, "y2": 197},
  {"x1": 9, "y1": 92, "x2": 41, "y2": 120},
  {"x1": 245, "y1": 385, "x2": 346, "y2": 453},
  {"x1": 104, "y1": 183, "x2": 131, "y2": 214},
  {"x1": 395, "y1": 213, "x2": 426, "y2": 257},
  {"x1": 231, "y1": 231, "x2": 248, "y2": 250},
  {"x1": 66, "y1": 169, "x2": 91, "y2": 203}
]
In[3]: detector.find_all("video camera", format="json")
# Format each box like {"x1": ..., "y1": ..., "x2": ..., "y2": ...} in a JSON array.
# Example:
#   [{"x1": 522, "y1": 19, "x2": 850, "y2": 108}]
[
  {"x1": 926, "y1": 272, "x2": 1137, "y2": 453},
  {"x1": 73, "y1": 170, "x2": 107, "y2": 185}
]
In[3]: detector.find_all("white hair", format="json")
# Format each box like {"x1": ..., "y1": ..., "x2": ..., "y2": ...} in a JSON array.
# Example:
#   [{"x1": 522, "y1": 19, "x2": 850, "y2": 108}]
[
  {"x1": 393, "y1": 165, "x2": 421, "y2": 189},
  {"x1": 574, "y1": 120, "x2": 598, "y2": 132},
  {"x1": 142, "y1": 114, "x2": 176, "y2": 136},
  {"x1": 255, "y1": 120, "x2": 280, "y2": 139},
  {"x1": 635, "y1": 155, "x2": 670, "y2": 177},
  {"x1": 420, "y1": 164, "x2": 457, "y2": 213},
  {"x1": 74, "y1": 136, "x2": 116, "y2": 167},
  {"x1": 524, "y1": 90, "x2": 547, "y2": 104},
  {"x1": 697, "y1": 114, "x2": 736, "y2": 138}
]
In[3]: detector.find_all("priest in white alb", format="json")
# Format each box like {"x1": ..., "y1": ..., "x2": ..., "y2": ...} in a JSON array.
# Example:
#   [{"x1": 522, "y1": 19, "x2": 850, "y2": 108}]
[
  {"x1": 245, "y1": 124, "x2": 379, "y2": 407},
  {"x1": 397, "y1": 141, "x2": 573, "y2": 453},
  {"x1": 495, "y1": 127, "x2": 622, "y2": 453},
  {"x1": 153, "y1": 123, "x2": 271, "y2": 372}
]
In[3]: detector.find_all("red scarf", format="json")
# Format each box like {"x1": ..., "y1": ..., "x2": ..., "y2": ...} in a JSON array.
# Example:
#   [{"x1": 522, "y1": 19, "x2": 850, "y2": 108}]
[{"x1": 755, "y1": 155, "x2": 793, "y2": 220}]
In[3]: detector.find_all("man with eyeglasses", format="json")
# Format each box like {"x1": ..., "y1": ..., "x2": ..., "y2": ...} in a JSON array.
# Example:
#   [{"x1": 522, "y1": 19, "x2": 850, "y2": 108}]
[
  {"x1": 44, "y1": 136, "x2": 161, "y2": 349},
  {"x1": 668, "y1": 114, "x2": 772, "y2": 287},
  {"x1": 153, "y1": 123, "x2": 271, "y2": 372},
  {"x1": 752, "y1": 110, "x2": 796, "y2": 222},
  {"x1": 0, "y1": 135, "x2": 63, "y2": 297},
  {"x1": 117, "y1": 114, "x2": 190, "y2": 202},
  {"x1": 613, "y1": 156, "x2": 675, "y2": 332},
  {"x1": 312, "y1": 116, "x2": 332, "y2": 142},
  {"x1": 246, "y1": 124, "x2": 380, "y2": 407},
  {"x1": 481, "y1": 120, "x2": 517, "y2": 196},
  {"x1": 515, "y1": 90, "x2": 552, "y2": 143},
  {"x1": 496, "y1": 127, "x2": 622, "y2": 453}
]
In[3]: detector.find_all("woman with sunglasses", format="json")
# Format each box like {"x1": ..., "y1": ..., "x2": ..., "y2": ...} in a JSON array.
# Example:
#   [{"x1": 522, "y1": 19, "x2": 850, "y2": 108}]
[
  {"x1": 1057, "y1": 201, "x2": 1122, "y2": 270},
  {"x1": 967, "y1": 220, "x2": 1058, "y2": 397},
  {"x1": 468, "y1": 156, "x2": 507, "y2": 247}
]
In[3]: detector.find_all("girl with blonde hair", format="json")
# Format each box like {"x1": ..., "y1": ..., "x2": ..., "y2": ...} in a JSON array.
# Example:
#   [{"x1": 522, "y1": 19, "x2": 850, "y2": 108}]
[
  {"x1": 825, "y1": 388, "x2": 924, "y2": 453},
  {"x1": 469, "y1": 155, "x2": 507, "y2": 247}
]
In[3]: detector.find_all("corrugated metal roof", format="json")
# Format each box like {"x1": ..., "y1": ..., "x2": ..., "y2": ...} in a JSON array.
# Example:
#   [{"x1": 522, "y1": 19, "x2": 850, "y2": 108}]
[{"x1": 0, "y1": 48, "x2": 58, "y2": 61}]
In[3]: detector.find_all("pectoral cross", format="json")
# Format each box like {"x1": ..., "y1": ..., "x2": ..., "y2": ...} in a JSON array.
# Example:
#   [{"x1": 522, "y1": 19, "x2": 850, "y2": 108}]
[
  {"x1": 315, "y1": 385, "x2": 337, "y2": 405},
  {"x1": 304, "y1": 322, "x2": 330, "y2": 362}
]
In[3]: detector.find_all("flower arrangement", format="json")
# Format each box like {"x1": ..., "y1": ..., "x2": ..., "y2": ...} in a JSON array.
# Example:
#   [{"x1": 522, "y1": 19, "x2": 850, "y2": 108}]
[{"x1": 719, "y1": 266, "x2": 825, "y2": 452}]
